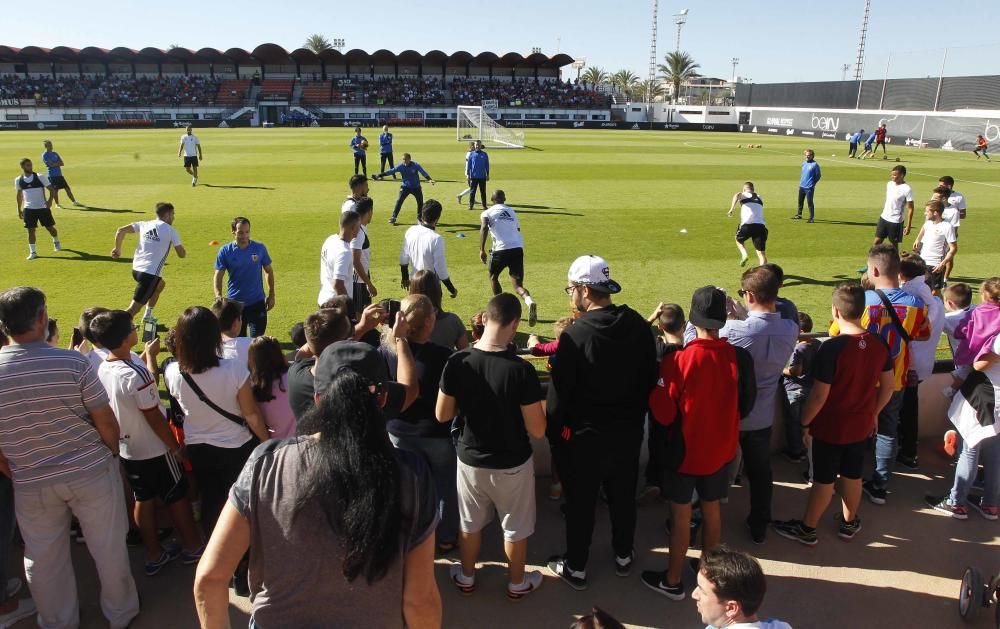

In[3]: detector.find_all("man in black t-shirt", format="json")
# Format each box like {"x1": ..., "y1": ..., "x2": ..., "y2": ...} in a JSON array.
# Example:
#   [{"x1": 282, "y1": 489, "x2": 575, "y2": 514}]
[
  {"x1": 436, "y1": 293, "x2": 547, "y2": 600},
  {"x1": 287, "y1": 308, "x2": 351, "y2": 421}
]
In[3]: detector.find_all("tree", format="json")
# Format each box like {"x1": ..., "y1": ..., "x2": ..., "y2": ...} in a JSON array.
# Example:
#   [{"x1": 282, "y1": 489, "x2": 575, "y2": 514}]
[
  {"x1": 658, "y1": 51, "x2": 700, "y2": 103},
  {"x1": 610, "y1": 69, "x2": 640, "y2": 98},
  {"x1": 635, "y1": 79, "x2": 665, "y2": 103},
  {"x1": 304, "y1": 34, "x2": 332, "y2": 53},
  {"x1": 580, "y1": 67, "x2": 608, "y2": 88}
]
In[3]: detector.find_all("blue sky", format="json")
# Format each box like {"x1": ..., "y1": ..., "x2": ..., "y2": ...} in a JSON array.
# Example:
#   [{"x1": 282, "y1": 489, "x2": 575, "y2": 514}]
[{"x1": 2, "y1": 0, "x2": 997, "y2": 83}]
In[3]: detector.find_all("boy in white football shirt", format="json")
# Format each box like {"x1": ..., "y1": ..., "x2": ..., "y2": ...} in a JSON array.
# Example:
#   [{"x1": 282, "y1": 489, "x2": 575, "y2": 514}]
[
  {"x1": 936, "y1": 175, "x2": 966, "y2": 282},
  {"x1": 318, "y1": 210, "x2": 360, "y2": 305},
  {"x1": 912, "y1": 200, "x2": 957, "y2": 292},
  {"x1": 479, "y1": 190, "x2": 537, "y2": 326},
  {"x1": 111, "y1": 202, "x2": 186, "y2": 319}
]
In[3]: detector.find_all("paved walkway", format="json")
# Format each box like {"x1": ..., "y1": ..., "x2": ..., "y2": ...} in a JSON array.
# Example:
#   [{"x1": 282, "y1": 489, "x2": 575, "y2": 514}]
[{"x1": 6, "y1": 443, "x2": 996, "y2": 628}]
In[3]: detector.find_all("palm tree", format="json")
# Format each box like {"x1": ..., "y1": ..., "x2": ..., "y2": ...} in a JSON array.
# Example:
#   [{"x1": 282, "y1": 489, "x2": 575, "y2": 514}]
[
  {"x1": 580, "y1": 67, "x2": 608, "y2": 88},
  {"x1": 635, "y1": 79, "x2": 665, "y2": 103},
  {"x1": 610, "y1": 69, "x2": 640, "y2": 97},
  {"x1": 658, "y1": 51, "x2": 700, "y2": 103},
  {"x1": 303, "y1": 34, "x2": 332, "y2": 53}
]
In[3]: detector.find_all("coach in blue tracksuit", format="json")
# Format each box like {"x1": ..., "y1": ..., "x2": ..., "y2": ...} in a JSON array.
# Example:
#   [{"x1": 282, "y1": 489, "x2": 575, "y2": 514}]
[
  {"x1": 848, "y1": 129, "x2": 864, "y2": 158},
  {"x1": 349, "y1": 126, "x2": 367, "y2": 176},
  {"x1": 793, "y1": 148, "x2": 821, "y2": 222},
  {"x1": 373, "y1": 152, "x2": 435, "y2": 224},
  {"x1": 466, "y1": 140, "x2": 490, "y2": 210},
  {"x1": 379, "y1": 124, "x2": 396, "y2": 176}
]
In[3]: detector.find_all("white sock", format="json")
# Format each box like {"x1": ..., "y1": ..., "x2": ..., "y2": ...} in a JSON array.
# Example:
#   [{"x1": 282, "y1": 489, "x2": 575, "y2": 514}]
[
  {"x1": 53, "y1": 238, "x2": 60, "y2": 246},
  {"x1": 455, "y1": 571, "x2": 474, "y2": 585},
  {"x1": 144, "y1": 306, "x2": 154, "y2": 318},
  {"x1": 524, "y1": 295, "x2": 534, "y2": 306},
  {"x1": 29, "y1": 244, "x2": 37, "y2": 254},
  {"x1": 509, "y1": 578, "x2": 526, "y2": 590}
]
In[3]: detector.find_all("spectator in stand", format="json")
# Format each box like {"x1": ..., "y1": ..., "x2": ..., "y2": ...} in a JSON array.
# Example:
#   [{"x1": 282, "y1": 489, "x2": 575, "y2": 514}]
[
  {"x1": 409, "y1": 270, "x2": 469, "y2": 351},
  {"x1": 437, "y1": 293, "x2": 547, "y2": 600},
  {"x1": 642, "y1": 287, "x2": 756, "y2": 600},
  {"x1": 213, "y1": 216, "x2": 276, "y2": 337},
  {"x1": 782, "y1": 313, "x2": 818, "y2": 463},
  {"x1": 721, "y1": 266, "x2": 800, "y2": 544},
  {"x1": 248, "y1": 336, "x2": 295, "y2": 440},
  {"x1": 547, "y1": 255, "x2": 658, "y2": 590},
  {"x1": 193, "y1": 367, "x2": 441, "y2": 627},
  {"x1": 0, "y1": 286, "x2": 139, "y2": 629},
  {"x1": 212, "y1": 298, "x2": 251, "y2": 365},
  {"x1": 46, "y1": 317, "x2": 59, "y2": 346},
  {"x1": 693, "y1": 547, "x2": 793, "y2": 629},
  {"x1": 773, "y1": 283, "x2": 895, "y2": 546}
]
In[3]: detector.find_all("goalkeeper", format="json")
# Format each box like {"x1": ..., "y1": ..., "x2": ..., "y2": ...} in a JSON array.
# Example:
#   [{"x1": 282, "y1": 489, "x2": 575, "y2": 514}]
[{"x1": 373, "y1": 152, "x2": 435, "y2": 225}]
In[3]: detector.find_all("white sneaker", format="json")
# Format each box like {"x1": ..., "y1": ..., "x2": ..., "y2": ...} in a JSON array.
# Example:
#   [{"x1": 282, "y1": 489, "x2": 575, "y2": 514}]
[
  {"x1": 26, "y1": 252, "x2": 37, "y2": 260},
  {"x1": 55, "y1": 203, "x2": 65, "y2": 209},
  {"x1": 507, "y1": 571, "x2": 543, "y2": 600},
  {"x1": 72, "y1": 201, "x2": 84, "y2": 207},
  {"x1": 0, "y1": 597, "x2": 37, "y2": 627},
  {"x1": 53, "y1": 242, "x2": 61, "y2": 252},
  {"x1": 456, "y1": 194, "x2": 463, "y2": 204},
  {"x1": 192, "y1": 178, "x2": 198, "y2": 187}
]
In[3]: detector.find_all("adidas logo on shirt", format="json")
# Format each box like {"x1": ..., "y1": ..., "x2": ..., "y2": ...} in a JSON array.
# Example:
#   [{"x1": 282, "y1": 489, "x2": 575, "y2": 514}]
[{"x1": 144, "y1": 228, "x2": 161, "y2": 242}]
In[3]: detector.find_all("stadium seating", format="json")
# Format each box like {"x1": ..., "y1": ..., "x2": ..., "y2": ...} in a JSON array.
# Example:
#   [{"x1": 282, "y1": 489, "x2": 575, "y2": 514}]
[
  {"x1": 259, "y1": 79, "x2": 294, "y2": 101},
  {"x1": 216, "y1": 79, "x2": 252, "y2": 106},
  {"x1": 300, "y1": 81, "x2": 332, "y2": 105},
  {"x1": 92, "y1": 76, "x2": 220, "y2": 107},
  {"x1": 0, "y1": 75, "x2": 96, "y2": 106}
]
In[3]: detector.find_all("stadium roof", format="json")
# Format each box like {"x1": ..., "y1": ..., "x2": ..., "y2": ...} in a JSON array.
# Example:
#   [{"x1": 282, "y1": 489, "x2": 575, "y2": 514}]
[{"x1": 0, "y1": 44, "x2": 575, "y2": 68}]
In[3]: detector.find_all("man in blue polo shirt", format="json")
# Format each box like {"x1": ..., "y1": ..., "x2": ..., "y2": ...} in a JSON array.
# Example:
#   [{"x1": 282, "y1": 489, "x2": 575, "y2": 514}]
[
  {"x1": 848, "y1": 129, "x2": 864, "y2": 158},
  {"x1": 41, "y1": 140, "x2": 82, "y2": 209},
  {"x1": 792, "y1": 149, "x2": 821, "y2": 223},
  {"x1": 379, "y1": 124, "x2": 395, "y2": 176},
  {"x1": 466, "y1": 140, "x2": 490, "y2": 211},
  {"x1": 373, "y1": 152, "x2": 435, "y2": 225},
  {"x1": 213, "y1": 216, "x2": 275, "y2": 337},
  {"x1": 349, "y1": 126, "x2": 368, "y2": 176}
]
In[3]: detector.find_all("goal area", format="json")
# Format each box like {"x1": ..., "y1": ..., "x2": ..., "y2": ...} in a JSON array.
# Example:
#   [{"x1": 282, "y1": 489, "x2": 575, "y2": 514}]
[{"x1": 456, "y1": 105, "x2": 525, "y2": 149}]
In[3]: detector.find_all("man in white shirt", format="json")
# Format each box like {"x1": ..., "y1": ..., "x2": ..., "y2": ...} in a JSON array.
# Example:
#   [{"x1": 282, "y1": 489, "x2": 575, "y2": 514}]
[
  {"x1": 399, "y1": 200, "x2": 458, "y2": 297},
  {"x1": 111, "y1": 202, "x2": 186, "y2": 319},
  {"x1": 727, "y1": 181, "x2": 768, "y2": 267},
  {"x1": 936, "y1": 175, "x2": 966, "y2": 283},
  {"x1": 177, "y1": 125, "x2": 202, "y2": 186},
  {"x1": 873, "y1": 165, "x2": 914, "y2": 247},
  {"x1": 15, "y1": 157, "x2": 59, "y2": 260},
  {"x1": 479, "y1": 190, "x2": 537, "y2": 326},
  {"x1": 911, "y1": 200, "x2": 957, "y2": 292},
  {"x1": 318, "y1": 210, "x2": 361, "y2": 305},
  {"x1": 349, "y1": 197, "x2": 377, "y2": 310},
  {"x1": 340, "y1": 174, "x2": 369, "y2": 214}
]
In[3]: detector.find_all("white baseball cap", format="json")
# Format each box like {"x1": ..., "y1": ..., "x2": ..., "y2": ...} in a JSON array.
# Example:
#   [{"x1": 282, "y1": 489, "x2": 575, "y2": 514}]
[{"x1": 567, "y1": 255, "x2": 621, "y2": 294}]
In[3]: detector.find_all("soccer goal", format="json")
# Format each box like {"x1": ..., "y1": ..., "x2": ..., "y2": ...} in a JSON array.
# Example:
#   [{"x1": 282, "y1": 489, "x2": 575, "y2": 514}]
[{"x1": 456, "y1": 105, "x2": 525, "y2": 149}]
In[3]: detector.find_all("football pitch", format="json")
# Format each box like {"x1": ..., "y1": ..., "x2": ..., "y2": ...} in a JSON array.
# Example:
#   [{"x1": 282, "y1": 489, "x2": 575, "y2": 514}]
[{"x1": 2, "y1": 127, "x2": 997, "y2": 347}]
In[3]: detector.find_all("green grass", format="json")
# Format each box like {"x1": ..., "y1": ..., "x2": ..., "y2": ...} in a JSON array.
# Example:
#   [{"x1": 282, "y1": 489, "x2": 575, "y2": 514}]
[{"x1": 2, "y1": 128, "x2": 997, "y2": 351}]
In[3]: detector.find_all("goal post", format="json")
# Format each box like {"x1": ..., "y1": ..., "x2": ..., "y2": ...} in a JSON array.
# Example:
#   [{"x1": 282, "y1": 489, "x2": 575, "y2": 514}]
[{"x1": 456, "y1": 105, "x2": 525, "y2": 149}]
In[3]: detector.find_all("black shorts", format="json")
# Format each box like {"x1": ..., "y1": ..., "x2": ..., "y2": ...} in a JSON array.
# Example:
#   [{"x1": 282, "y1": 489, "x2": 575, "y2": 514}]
[
  {"x1": 121, "y1": 453, "x2": 189, "y2": 504},
  {"x1": 488, "y1": 248, "x2": 524, "y2": 280},
  {"x1": 183, "y1": 156, "x2": 199, "y2": 168},
  {"x1": 875, "y1": 218, "x2": 903, "y2": 243},
  {"x1": 49, "y1": 175, "x2": 69, "y2": 190},
  {"x1": 735, "y1": 223, "x2": 768, "y2": 251},
  {"x1": 928, "y1": 268, "x2": 946, "y2": 289},
  {"x1": 811, "y1": 438, "x2": 866, "y2": 484},
  {"x1": 132, "y1": 270, "x2": 162, "y2": 304},
  {"x1": 352, "y1": 281, "x2": 372, "y2": 312},
  {"x1": 23, "y1": 207, "x2": 55, "y2": 229},
  {"x1": 663, "y1": 463, "x2": 729, "y2": 504}
]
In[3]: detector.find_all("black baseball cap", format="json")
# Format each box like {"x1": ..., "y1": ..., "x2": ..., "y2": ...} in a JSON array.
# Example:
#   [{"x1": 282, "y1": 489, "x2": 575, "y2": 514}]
[
  {"x1": 313, "y1": 340, "x2": 405, "y2": 416},
  {"x1": 689, "y1": 286, "x2": 727, "y2": 330}
]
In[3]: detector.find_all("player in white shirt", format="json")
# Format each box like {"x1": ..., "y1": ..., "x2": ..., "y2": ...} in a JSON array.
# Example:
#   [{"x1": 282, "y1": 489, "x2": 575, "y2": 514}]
[
  {"x1": 177, "y1": 125, "x2": 202, "y2": 186},
  {"x1": 727, "y1": 181, "x2": 768, "y2": 267},
  {"x1": 111, "y1": 202, "x2": 186, "y2": 319},
  {"x1": 479, "y1": 190, "x2": 538, "y2": 325},
  {"x1": 456, "y1": 141, "x2": 476, "y2": 204},
  {"x1": 318, "y1": 210, "x2": 361, "y2": 305},
  {"x1": 15, "y1": 157, "x2": 59, "y2": 260},
  {"x1": 349, "y1": 197, "x2": 377, "y2": 310},
  {"x1": 873, "y1": 165, "x2": 914, "y2": 246},
  {"x1": 936, "y1": 175, "x2": 966, "y2": 282},
  {"x1": 400, "y1": 200, "x2": 458, "y2": 297},
  {"x1": 911, "y1": 199, "x2": 957, "y2": 292},
  {"x1": 341, "y1": 174, "x2": 369, "y2": 214}
]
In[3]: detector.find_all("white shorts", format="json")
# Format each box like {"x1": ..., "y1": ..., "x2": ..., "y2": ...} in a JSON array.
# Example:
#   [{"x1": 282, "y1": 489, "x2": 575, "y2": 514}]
[{"x1": 456, "y1": 457, "x2": 535, "y2": 541}]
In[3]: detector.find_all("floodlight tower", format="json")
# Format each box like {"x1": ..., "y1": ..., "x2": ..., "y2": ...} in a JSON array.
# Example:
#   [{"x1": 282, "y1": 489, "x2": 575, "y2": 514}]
[
  {"x1": 673, "y1": 9, "x2": 688, "y2": 52},
  {"x1": 841, "y1": 63, "x2": 850, "y2": 80},
  {"x1": 854, "y1": 0, "x2": 870, "y2": 82},
  {"x1": 648, "y1": 0, "x2": 659, "y2": 126},
  {"x1": 730, "y1": 57, "x2": 739, "y2": 83}
]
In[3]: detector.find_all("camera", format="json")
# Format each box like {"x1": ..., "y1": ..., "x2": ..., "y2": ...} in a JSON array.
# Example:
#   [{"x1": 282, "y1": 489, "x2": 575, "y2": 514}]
[{"x1": 378, "y1": 299, "x2": 402, "y2": 328}]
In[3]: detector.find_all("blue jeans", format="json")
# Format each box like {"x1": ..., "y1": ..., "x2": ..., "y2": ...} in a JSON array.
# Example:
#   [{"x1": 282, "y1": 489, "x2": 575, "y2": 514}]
[
  {"x1": 0, "y1": 476, "x2": 14, "y2": 605},
  {"x1": 240, "y1": 300, "x2": 268, "y2": 337},
  {"x1": 872, "y1": 390, "x2": 905, "y2": 488},
  {"x1": 389, "y1": 433, "x2": 459, "y2": 544},
  {"x1": 784, "y1": 392, "x2": 807, "y2": 457},
  {"x1": 949, "y1": 436, "x2": 1000, "y2": 508},
  {"x1": 797, "y1": 187, "x2": 816, "y2": 219}
]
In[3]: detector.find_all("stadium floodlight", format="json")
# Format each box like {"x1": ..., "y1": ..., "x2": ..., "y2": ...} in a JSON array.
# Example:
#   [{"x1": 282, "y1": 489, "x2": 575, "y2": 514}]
[
  {"x1": 531, "y1": 47, "x2": 542, "y2": 54},
  {"x1": 673, "y1": 9, "x2": 689, "y2": 52},
  {"x1": 456, "y1": 105, "x2": 525, "y2": 149},
  {"x1": 332, "y1": 38, "x2": 345, "y2": 51}
]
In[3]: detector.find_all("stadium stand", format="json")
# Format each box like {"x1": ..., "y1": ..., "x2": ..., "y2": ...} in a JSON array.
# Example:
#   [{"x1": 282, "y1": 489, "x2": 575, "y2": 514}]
[
  {"x1": 259, "y1": 79, "x2": 294, "y2": 101},
  {"x1": 92, "y1": 76, "x2": 220, "y2": 106},
  {"x1": 215, "y1": 79, "x2": 252, "y2": 106},
  {"x1": 0, "y1": 74, "x2": 95, "y2": 106}
]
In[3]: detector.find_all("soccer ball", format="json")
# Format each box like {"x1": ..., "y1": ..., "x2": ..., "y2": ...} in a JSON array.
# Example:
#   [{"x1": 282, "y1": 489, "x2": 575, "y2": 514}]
[
  {"x1": 360, "y1": 139, "x2": 369, "y2": 149},
  {"x1": 737, "y1": 144, "x2": 742, "y2": 148}
]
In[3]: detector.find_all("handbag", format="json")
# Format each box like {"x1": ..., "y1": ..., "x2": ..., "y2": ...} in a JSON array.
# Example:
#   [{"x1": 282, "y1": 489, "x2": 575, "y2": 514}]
[{"x1": 180, "y1": 371, "x2": 246, "y2": 427}]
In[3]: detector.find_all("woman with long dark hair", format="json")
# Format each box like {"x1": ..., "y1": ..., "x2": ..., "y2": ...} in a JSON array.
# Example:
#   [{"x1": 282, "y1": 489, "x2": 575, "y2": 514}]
[
  {"x1": 409, "y1": 269, "x2": 469, "y2": 351},
  {"x1": 247, "y1": 336, "x2": 294, "y2": 439},
  {"x1": 194, "y1": 369, "x2": 442, "y2": 628}
]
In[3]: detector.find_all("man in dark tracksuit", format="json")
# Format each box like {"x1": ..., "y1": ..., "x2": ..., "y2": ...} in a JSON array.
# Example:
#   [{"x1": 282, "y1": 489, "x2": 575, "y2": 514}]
[{"x1": 546, "y1": 255, "x2": 658, "y2": 591}]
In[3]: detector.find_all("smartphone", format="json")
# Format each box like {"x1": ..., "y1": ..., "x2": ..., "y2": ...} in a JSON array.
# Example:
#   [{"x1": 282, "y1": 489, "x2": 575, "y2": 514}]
[
  {"x1": 141, "y1": 317, "x2": 158, "y2": 343},
  {"x1": 378, "y1": 299, "x2": 402, "y2": 328},
  {"x1": 71, "y1": 326, "x2": 84, "y2": 348}
]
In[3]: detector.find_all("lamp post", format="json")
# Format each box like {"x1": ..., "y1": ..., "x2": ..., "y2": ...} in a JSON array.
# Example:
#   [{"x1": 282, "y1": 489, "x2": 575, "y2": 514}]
[
  {"x1": 673, "y1": 9, "x2": 688, "y2": 52},
  {"x1": 730, "y1": 57, "x2": 739, "y2": 83}
]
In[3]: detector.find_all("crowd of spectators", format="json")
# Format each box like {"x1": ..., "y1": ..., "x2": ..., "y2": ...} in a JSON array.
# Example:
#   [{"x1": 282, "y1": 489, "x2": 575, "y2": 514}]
[
  {"x1": 0, "y1": 75, "x2": 96, "y2": 106},
  {"x1": 342, "y1": 77, "x2": 446, "y2": 106},
  {"x1": 450, "y1": 77, "x2": 609, "y2": 108},
  {"x1": 92, "y1": 75, "x2": 221, "y2": 107}
]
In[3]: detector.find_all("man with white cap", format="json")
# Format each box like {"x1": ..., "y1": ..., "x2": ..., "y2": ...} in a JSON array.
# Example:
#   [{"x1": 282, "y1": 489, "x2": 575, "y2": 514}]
[{"x1": 546, "y1": 255, "x2": 658, "y2": 590}]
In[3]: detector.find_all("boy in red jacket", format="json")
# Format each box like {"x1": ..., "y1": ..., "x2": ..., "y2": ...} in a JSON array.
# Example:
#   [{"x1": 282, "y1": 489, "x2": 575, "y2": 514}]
[
  {"x1": 773, "y1": 283, "x2": 895, "y2": 545},
  {"x1": 641, "y1": 286, "x2": 756, "y2": 601}
]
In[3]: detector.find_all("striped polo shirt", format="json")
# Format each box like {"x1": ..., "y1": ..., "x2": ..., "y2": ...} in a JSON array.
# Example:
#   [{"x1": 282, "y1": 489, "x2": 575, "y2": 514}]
[{"x1": 0, "y1": 341, "x2": 113, "y2": 487}]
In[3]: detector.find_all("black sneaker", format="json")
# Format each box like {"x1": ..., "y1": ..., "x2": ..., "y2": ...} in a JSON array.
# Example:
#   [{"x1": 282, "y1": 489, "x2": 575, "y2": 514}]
[
  {"x1": 746, "y1": 519, "x2": 767, "y2": 545},
  {"x1": 896, "y1": 454, "x2": 919, "y2": 470},
  {"x1": 547, "y1": 555, "x2": 588, "y2": 591},
  {"x1": 640, "y1": 570, "x2": 685, "y2": 600},
  {"x1": 773, "y1": 519, "x2": 818, "y2": 546},
  {"x1": 863, "y1": 480, "x2": 887, "y2": 505},
  {"x1": 784, "y1": 451, "x2": 807, "y2": 464},
  {"x1": 614, "y1": 550, "x2": 635, "y2": 577},
  {"x1": 836, "y1": 514, "x2": 863, "y2": 540}
]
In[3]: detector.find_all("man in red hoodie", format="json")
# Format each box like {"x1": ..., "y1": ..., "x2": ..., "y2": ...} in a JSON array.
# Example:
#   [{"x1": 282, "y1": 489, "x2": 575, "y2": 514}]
[{"x1": 641, "y1": 286, "x2": 756, "y2": 601}]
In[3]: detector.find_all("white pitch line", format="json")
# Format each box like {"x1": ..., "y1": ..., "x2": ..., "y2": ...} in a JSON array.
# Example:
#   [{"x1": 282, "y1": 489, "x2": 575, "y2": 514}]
[{"x1": 683, "y1": 140, "x2": 1000, "y2": 190}]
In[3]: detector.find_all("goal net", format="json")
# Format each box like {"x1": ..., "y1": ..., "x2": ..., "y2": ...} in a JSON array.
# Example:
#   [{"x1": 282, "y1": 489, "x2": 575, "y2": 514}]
[{"x1": 456, "y1": 105, "x2": 524, "y2": 148}]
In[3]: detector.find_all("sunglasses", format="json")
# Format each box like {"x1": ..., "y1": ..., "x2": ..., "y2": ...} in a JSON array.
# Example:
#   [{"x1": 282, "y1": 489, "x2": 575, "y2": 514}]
[
  {"x1": 738, "y1": 289, "x2": 753, "y2": 298},
  {"x1": 564, "y1": 284, "x2": 581, "y2": 295}
]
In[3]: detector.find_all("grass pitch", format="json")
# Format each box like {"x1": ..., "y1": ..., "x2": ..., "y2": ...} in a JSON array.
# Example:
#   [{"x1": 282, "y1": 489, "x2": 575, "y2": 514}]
[{"x1": 1, "y1": 128, "x2": 997, "y2": 348}]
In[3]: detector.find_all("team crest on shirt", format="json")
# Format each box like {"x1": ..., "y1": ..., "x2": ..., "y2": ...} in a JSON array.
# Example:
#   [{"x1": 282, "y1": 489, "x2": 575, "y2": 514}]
[
  {"x1": 251, "y1": 254, "x2": 259, "y2": 262},
  {"x1": 858, "y1": 338, "x2": 867, "y2": 349}
]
